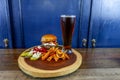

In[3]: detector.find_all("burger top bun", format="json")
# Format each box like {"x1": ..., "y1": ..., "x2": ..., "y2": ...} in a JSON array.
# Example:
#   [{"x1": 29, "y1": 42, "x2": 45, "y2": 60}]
[
  {"x1": 41, "y1": 34, "x2": 57, "y2": 42},
  {"x1": 41, "y1": 34, "x2": 58, "y2": 48}
]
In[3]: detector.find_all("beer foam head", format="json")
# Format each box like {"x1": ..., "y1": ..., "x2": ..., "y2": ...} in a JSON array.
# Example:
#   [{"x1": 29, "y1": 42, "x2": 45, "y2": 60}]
[{"x1": 61, "y1": 15, "x2": 76, "y2": 18}]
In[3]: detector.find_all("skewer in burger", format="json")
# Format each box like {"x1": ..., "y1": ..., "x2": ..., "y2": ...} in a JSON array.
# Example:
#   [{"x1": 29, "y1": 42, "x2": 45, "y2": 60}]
[{"x1": 41, "y1": 34, "x2": 58, "y2": 48}]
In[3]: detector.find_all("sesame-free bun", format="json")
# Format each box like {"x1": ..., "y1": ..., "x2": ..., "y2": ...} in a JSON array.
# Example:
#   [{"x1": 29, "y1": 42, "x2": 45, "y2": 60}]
[{"x1": 41, "y1": 34, "x2": 57, "y2": 42}]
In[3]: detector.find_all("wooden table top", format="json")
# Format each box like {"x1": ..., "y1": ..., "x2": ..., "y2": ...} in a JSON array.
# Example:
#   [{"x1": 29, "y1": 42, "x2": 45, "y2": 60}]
[{"x1": 1, "y1": 48, "x2": 120, "y2": 80}]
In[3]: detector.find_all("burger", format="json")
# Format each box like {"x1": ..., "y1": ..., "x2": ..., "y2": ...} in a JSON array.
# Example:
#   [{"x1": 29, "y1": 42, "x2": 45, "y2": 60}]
[{"x1": 41, "y1": 34, "x2": 58, "y2": 48}]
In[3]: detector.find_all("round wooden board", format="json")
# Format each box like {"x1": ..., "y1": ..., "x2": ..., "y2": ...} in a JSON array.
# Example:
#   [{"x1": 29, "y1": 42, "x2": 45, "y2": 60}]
[{"x1": 18, "y1": 49, "x2": 82, "y2": 78}]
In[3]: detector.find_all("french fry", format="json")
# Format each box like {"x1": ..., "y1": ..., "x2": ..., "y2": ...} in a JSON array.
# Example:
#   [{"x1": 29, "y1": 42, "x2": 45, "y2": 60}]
[
  {"x1": 47, "y1": 55, "x2": 53, "y2": 61},
  {"x1": 56, "y1": 49, "x2": 62, "y2": 54},
  {"x1": 53, "y1": 54, "x2": 59, "y2": 62},
  {"x1": 54, "y1": 47, "x2": 59, "y2": 52},
  {"x1": 56, "y1": 53, "x2": 64, "y2": 58},
  {"x1": 64, "y1": 53, "x2": 70, "y2": 59},
  {"x1": 56, "y1": 50, "x2": 65, "y2": 58},
  {"x1": 61, "y1": 56, "x2": 66, "y2": 60},
  {"x1": 61, "y1": 52, "x2": 65, "y2": 58},
  {"x1": 41, "y1": 52, "x2": 50, "y2": 60},
  {"x1": 41, "y1": 47, "x2": 70, "y2": 61},
  {"x1": 50, "y1": 47, "x2": 55, "y2": 52}
]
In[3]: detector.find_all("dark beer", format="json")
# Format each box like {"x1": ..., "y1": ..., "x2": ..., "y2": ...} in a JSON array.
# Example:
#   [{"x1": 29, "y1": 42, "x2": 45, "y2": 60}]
[{"x1": 60, "y1": 15, "x2": 76, "y2": 54}]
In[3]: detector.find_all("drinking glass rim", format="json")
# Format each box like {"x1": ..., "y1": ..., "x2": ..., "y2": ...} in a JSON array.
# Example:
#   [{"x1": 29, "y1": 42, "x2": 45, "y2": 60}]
[{"x1": 60, "y1": 15, "x2": 76, "y2": 18}]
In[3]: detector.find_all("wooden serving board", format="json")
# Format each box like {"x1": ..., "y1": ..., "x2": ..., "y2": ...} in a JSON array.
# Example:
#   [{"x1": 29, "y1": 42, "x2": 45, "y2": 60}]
[{"x1": 18, "y1": 49, "x2": 82, "y2": 78}]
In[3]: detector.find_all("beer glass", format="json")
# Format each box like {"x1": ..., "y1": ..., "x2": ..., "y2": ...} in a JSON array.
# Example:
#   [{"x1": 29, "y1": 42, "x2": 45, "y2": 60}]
[{"x1": 60, "y1": 15, "x2": 76, "y2": 54}]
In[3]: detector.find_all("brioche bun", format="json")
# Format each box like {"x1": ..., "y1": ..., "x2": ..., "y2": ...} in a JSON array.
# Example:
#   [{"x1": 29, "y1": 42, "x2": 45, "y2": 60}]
[{"x1": 41, "y1": 34, "x2": 57, "y2": 42}]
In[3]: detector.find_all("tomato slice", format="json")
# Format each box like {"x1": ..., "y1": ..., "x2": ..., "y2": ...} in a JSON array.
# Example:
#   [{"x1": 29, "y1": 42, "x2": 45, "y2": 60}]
[{"x1": 33, "y1": 46, "x2": 47, "y2": 53}]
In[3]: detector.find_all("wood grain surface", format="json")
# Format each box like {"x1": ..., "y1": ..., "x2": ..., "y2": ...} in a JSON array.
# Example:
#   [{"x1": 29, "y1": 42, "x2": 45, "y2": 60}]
[
  {"x1": 1, "y1": 48, "x2": 120, "y2": 80},
  {"x1": 1, "y1": 68, "x2": 120, "y2": 80}
]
